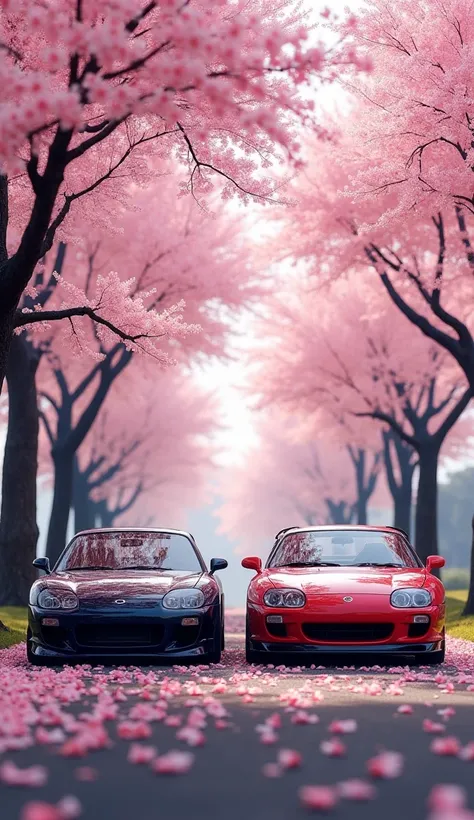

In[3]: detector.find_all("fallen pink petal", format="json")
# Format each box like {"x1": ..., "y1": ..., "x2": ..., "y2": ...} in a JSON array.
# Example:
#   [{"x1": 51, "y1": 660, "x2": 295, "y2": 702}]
[
  {"x1": 367, "y1": 751, "x2": 404, "y2": 779},
  {"x1": 299, "y1": 785, "x2": 338, "y2": 811},
  {"x1": 337, "y1": 779, "x2": 377, "y2": 801}
]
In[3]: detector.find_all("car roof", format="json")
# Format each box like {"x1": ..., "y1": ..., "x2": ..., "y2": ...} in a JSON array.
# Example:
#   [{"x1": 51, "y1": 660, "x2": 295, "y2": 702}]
[
  {"x1": 74, "y1": 527, "x2": 195, "y2": 541},
  {"x1": 275, "y1": 524, "x2": 409, "y2": 538}
]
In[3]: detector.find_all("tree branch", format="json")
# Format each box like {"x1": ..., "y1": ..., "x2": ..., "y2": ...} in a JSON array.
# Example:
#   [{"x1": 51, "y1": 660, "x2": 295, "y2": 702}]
[{"x1": 15, "y1": 304, "x2": 166, "y2": 345}]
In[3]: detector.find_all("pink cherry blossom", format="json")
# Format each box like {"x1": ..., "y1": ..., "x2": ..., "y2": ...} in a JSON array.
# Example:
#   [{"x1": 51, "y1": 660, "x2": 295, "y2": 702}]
[
  {"x1": 397, "y1": 705, "x2": 414, "y2": 715},
  {"x1": 427, "y1": 785, "x2": 468, "y2": 812},
  {"x1": 431, "y1": 738, "x2": 462, "y2": 757},
  {"x1": 127, "y1": 744, "x2": 157, "y2": 764},
  {"x1": 337, "y1": 779, "x2": 377, "y2": 801},
  {"x1": 0, "y1": 761, "x2": 48, "y2": 787},
  {"x1": 367, "y1": 751, "x2": 404, "y2": 779},
  {"x1": 277, "y1": 749, "x2": 302, "y2": 770},
  {"x1": 152, "y1": 750, "x2": 194, "y2": 775},
  {"x1": 299, "y1": 786, "x2": 338, "y2": 811},
  {"x1": 117, "y1": 721, "x2": 152, "y2": 740},
  {"x1": 459, "y1": 743, "x2": 474, "y2": 762},
  {"x1": 262, "y1": 762, "x2": 282, "y2": 778},
  {"x1": 320, "y1": 739, "x2": 347, "y2": 758},
  {"x1": 328, "y1": 719, "x2": 357, "y2": 734},
  {"x1": 424, "y1": 720, "x2": 447, "y2": 734}
]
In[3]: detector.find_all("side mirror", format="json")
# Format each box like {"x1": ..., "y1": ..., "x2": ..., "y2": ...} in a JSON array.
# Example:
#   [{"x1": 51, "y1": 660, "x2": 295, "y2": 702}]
[
  {"x1": 210, "y1": 558, "x2": 228, "y2": 575},
  {"x1": 33, "y1": 557, "x2": 51, "y2": 574},
  {"x1": 241, "y1": 556, "x2": 262, "y2": 573},
  {"x1": 426, "y1": 555, "x2": 445, "y2": 573}
]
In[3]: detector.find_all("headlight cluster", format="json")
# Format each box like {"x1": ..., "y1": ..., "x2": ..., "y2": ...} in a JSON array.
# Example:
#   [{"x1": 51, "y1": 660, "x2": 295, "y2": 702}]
[
  {"x1": 263, "y1": 588, "x2": 306, "y2": 608},
  {"x1": 162, "y1": 588, "x2": 205, "y2": 609},
  {"x1": 37, "y1": 588, "x2": 79, "y2": 610},
  {"x1": 391, "y1": 588, "x2": 432, "y2": 608}
]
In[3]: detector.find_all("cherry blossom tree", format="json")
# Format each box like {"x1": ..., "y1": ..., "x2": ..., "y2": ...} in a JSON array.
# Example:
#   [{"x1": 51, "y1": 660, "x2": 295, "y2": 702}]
[
  {"x1": 251, "y1": 275, "x2": 470, "y2": 562},
  {"x1": 327, "y1": 1, "x2": 474, "y2": 396},
  {"x1": 217, "y1": 412, "x2": 383, "y2": 555},
  {"x1": 0, "y1": 0, "x2": 364, "y2": 393},
  {"x1": 72, "y1": 370, "x2": 217, "y2": 532},
  {"x1": 34, "y1": 178, "x2": 259, "y2": 569}
]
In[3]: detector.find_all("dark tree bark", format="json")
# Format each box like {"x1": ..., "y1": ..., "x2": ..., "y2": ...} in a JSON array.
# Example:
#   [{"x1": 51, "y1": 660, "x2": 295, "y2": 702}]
[
  {"x1": 462, "y1": 515, "x2": 474, "y2": 616},
  {"x1": 96, "y1": 501, "x2": 116, "y2": 528},
  {"x1": 47, "y1": 447, "x2": 75, "y2": 567},
  {"x1": 73, "y1": 458, "x2": 96, "y2": 533},
  {"x1": 0, "y1": 335, "x2": 40, "y2": 605},
  {"x1": 44, "y1": 346, "x2": 132, "y2": 561},
  {"x1": 358, "y1": 382, "x2": 471, "y2": 563},
  {"x1": 326, "y1": 499, "x2": 355, "y2": 525},
  {"x1": 415, "y1": 444, "x2": 441, "y2": 565},
  {"x1": 347, "y1": 446, "x2": 381, "y2": 525},
  {"x1": 366, "y1": 211, "x2": 474, "y2": 397},
  {"x1": 383, "y1": 430, "x2": 417, "y2": 538},
  {"x1": 0, "y1": 245, "x2": 67, "y2": 604}
]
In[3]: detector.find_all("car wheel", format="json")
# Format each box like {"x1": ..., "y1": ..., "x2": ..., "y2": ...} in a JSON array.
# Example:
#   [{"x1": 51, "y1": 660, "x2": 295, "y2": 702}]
[
  {"x1": 26, "y1": 629, "x2": 42, "y2": 666},
  {"x1": 245, "y1": 617, "x2": 262, "y2": 665},
  {"x1": 419, "y1": 646, "x2": 446, "y2": 666},
  {"x1": 206, "y1": 608, "x2": 222, "y2": 664},
  {"x1": 414, "y1": 643, "x2": 446, "y2": 666}
]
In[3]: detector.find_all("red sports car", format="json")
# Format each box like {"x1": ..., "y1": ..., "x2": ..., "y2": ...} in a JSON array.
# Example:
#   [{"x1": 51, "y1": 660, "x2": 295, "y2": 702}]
[{"x1": 242, "y1": 525, "x2": 446, "y2": 665}]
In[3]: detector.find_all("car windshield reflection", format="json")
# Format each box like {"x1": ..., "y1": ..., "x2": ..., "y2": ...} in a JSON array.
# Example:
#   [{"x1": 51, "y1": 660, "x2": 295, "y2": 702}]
[
  {"x1": 269, "y1": 530, "x2": 419, "y2": 569},
  {"x1": 55, "y1": 531, "x2": 203, "y2": 573}
]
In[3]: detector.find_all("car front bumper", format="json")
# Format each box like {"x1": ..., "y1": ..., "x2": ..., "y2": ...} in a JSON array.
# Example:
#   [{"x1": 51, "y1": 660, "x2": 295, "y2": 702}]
[
  {"x1": 28, "y1": 603, "x2": 220, "y2": 661},
  {"x1": 247, "y1": 599, "x2": 445, "y2": 657}
]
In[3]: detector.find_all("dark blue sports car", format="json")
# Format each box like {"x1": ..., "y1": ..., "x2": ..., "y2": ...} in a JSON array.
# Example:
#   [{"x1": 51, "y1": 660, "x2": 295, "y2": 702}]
[{"x1": 27, "y1": 528, "x2": 228, "y2": 665}]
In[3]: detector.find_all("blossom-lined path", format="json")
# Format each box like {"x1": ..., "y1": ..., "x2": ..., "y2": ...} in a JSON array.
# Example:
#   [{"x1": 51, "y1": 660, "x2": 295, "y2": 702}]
[{"x1": 2, "y1": 617, "x2": 474, "y2": 820}]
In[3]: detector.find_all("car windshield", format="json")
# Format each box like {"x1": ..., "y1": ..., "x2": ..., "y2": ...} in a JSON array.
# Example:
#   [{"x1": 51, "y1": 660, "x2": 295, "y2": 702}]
[
  {"x1": 268, "y1": 530, "x2": 419, "y2": 569},
  {"x1": 56, "y1": 531, "x2": 203, "y2": 573}
]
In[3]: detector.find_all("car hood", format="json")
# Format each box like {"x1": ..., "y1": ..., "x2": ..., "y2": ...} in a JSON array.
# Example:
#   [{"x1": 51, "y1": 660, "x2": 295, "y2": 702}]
[
  {"x1": 43, "y1": 570, "x2": 203, "y2": 604},
  {"x1": 264, "y1": 566, "x2": 426, "y2": 596}
]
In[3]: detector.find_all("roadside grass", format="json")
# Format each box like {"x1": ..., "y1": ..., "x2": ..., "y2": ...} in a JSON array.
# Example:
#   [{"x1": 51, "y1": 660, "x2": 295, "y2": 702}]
[
  {"x1": 0, "y1": 593, "x2": 473, "y2": 650},
  {"x1": 445, "y1": 590, "x2": 474, "y2": 641},
  {"x1": 0, "y1": 607, "x2": 28, "y2": 649}
]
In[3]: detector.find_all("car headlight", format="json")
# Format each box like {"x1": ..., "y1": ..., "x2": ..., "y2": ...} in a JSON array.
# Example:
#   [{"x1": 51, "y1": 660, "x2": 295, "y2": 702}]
[
  {"x1": 391, "y1": 588, "x2": 432, "y2": 608},
  {"x1": 162, "y1": 588, "x2": 205, "y2": 609},
  {"x1": 37, "y1": 589, "x2": 79, "y2": 610},
  {"x1": 263, "y1": 588, "x2": 306, "y2": 608}
]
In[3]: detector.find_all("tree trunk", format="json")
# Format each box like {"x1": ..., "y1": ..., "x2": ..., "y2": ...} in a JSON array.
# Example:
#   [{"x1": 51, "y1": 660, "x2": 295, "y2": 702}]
[
  {"x1": 0, "y1": 308, "x2": 16, "y2": 395},
  {"x1": 462, "y1": 516, "x2": 474, "y2": 616},
  {"x1": 383, "y1": 431, "x2": 416, "y2": 539},
  {"x1": 46, "y1": 448, "x2": 74, "y2": 566},
  {"x1": 347, "y1": 447, "x2": 380, "y2": 526},
  {"x1": 326, "y1": 499, "x2": 355, "y2": 525},
  {"x1": 414, "y1": 445, "x2": 440, "y2": 564},
  {"x1": 393, "y1": 486, "x2": 413, "y2": 537},
  {"x1": 0, "y1": 335, "x2": 39, "y2": 605},
  {"x1": 97, "y1": 500, "x2": 115, "y2": 528},
  {"x1": 73, "y1": 459, "x2": 96, "y2": 533}
]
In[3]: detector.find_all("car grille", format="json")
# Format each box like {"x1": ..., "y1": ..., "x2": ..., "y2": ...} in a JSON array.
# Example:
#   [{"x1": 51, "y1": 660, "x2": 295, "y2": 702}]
[
  {"x1": 408, "y1": 621, "x2": 430, "y2": 638},
  {"x1": 75, "y1": 624, "x2": 164, "y2": 648},
  {"x1": 302, "y1": 622, "x2": 394, "y2": 643}
]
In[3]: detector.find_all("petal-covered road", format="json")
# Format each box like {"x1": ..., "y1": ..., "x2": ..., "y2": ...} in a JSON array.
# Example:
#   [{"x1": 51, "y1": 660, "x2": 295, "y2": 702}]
[{"x1": 2, "y1": 617, "x2": 474, "y2": 820}]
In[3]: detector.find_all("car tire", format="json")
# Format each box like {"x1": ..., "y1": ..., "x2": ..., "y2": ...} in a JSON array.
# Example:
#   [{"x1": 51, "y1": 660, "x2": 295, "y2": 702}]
[
  {"x1": 245, "y1": 617, "x2": 262, "y2": 665},
  {"x1": 26, "y1": 629, "x2": 42, "y2": 666},
  {"x1": 206, "y1": 608, "x2": 222, "y2": 664},
  {"x1": 414, "y1": 642, "x2": 446, "y2": 666},
  {"x1": 419, "y1": 646, "x2": 446, "y2": 666},
  {"x1": 221, "y1": 598, "x2": 225, "y2": 651}
]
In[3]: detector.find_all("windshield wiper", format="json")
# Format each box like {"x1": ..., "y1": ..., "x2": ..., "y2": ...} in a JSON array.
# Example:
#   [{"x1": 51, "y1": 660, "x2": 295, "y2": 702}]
[
  {"x1": 281, "y1": 561, "x2": 342, "y2": 567},
  {"x1": 67, "y1": 566, "x2": 114, "y2": 571},
  {"x1": 123, "y1": 566, "x2": 173, "y2": 571},
  {"x1": 356, "y1": 563, "x2": 403, "y2": 568}
]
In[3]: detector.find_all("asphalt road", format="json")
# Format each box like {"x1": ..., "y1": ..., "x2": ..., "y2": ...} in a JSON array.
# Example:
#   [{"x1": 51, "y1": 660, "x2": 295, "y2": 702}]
[{"x1": 2, "y1": 629, "x2": 474, "y2": 820}]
